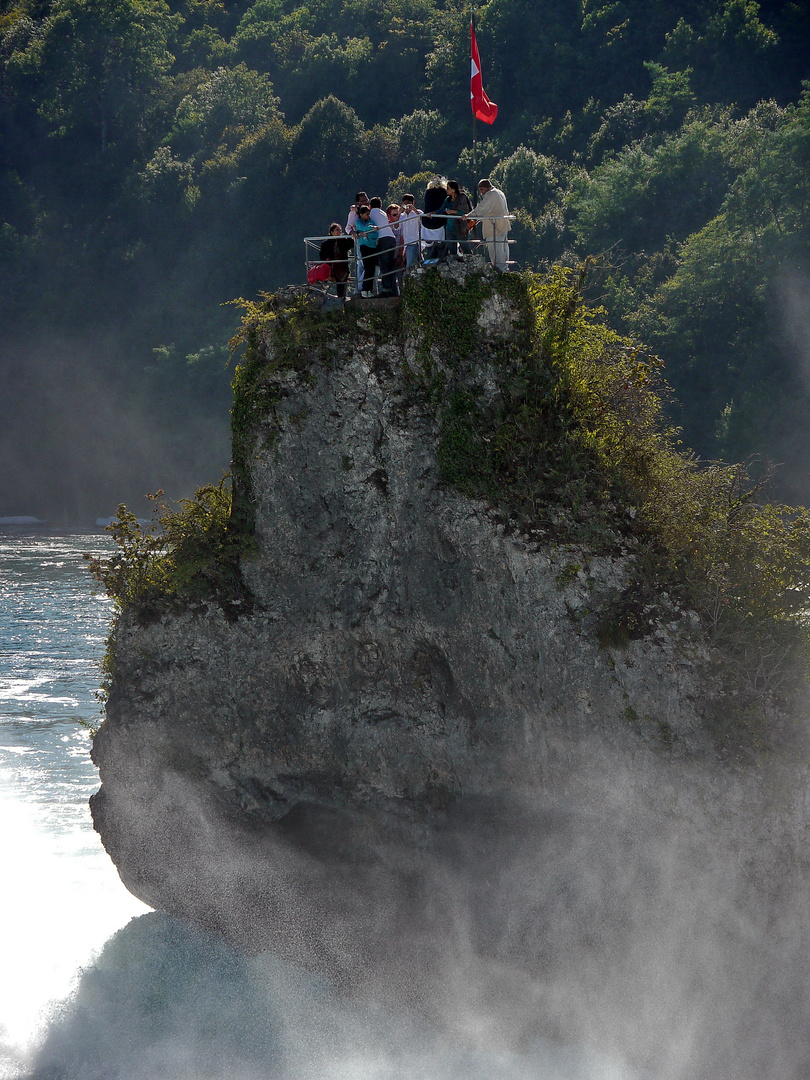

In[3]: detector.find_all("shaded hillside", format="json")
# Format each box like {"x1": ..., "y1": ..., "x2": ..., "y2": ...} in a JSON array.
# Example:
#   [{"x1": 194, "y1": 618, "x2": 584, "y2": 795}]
[{"x1": 1, "y1": 0, "x2": 810, "y2": 513}]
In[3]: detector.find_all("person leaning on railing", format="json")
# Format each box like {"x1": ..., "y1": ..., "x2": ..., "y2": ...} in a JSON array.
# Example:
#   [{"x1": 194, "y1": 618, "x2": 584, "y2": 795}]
[
  {"x1": 319, "y1": 223, "x2": 354, "y2": 299},
  {"x1": 422, "y1": 175, "x2": 448, "y2": 261},
  {"x1": 399, "y1": 194, "x2": 423, "y2": 269},
  {"x1": 369, "y1": 197, "x2": 398, "y2": 297},
  {"x1": 439, "y1": 179, "x2": 473, "y2": 260},
  {"x1": 346, "y1": 191, "x2": 368, "y2": 291},
  {"x1": 387, "y1": 203, "x2": 407, "y2": 293},
  {"x1": 465, "y1": 179, "x2": 511, "y2": 271},
  {"x1": 353, "y1": 205, "x2": 379, "y2": 298}
]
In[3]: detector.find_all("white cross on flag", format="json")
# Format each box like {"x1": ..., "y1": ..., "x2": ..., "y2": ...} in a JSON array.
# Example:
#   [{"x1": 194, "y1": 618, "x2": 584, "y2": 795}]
[{"x1": 471, "y1": 17, "x2": 498, "y2": 124}]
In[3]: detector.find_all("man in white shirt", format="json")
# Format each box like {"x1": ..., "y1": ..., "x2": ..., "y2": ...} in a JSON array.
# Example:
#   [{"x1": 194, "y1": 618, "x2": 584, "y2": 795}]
[
  {"x1": 399, "y1": 194, "x2": 423, "y2": 270},
  {"x1": 466, "y1": 179, "x2": 511, "y2": 271}
]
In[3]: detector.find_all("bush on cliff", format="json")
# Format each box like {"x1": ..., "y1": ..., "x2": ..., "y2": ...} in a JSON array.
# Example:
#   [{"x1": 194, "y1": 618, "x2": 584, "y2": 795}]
[
  {"x1": 534, "y1": 266, "x2": 810, "y2": 663},
  {"x1": 401, "y1": 263, "x2": 810, "y2": 723},
  {"x1": 86, "y1": 477, "x2": 252, "y2": 618}
]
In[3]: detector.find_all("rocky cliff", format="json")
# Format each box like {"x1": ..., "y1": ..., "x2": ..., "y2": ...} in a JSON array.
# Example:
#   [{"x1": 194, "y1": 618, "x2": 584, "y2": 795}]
[{"x1": 91, "y1": 263, "x2": 810, "y2": 1078}]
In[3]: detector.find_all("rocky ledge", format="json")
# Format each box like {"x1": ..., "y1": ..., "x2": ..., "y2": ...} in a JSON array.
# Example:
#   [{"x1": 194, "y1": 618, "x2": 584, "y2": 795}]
[{"x1": 90, "y1": 263, "x2": 810, "y2": 1077}]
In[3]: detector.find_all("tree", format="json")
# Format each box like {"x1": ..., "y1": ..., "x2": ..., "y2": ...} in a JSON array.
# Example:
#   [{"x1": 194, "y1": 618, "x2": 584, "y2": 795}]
[
  {"x1": 662, "y1": 0, "x2": 779, "y2": 108},
  {"x1": 169, "y1": 62, "x2": 282, "y2": 162},
  {"x1": 491, "y1": 145, "x2": 560, "y2": 218},
  {"x1": 571, "y1": 113, "x2": 733, "y2": 254},
  {"x1": 8, "y1": 0, "x2": 180, "y2": 155},
  {"x1": 289, "y1": 94, "x2": 365, "y2": 202}
]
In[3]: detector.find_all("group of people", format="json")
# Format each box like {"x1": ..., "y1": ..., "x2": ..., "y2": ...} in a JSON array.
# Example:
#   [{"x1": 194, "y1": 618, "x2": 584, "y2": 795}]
[{"x1": 316, "y1": 177, "x2": 511, "y2": 299}]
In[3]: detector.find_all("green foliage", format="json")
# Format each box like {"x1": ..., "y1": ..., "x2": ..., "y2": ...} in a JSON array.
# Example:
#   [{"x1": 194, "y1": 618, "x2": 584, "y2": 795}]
[
  {"x1": 643, "y1": 61, "x2": 696, "y2": 125},
  {"x1": 643, "y1": 461, "x2": 810, "y2": 625},
  {"x1": 289, "y1": 94, "x2": 365, "y2": 200},
  {"x1": 228, "y1": 287, "x2": 345, "y2": 371},
  {"x1": 135, "y1": 145, "x2": 196, "y2": 209},
  {"x1": 549, "y1": 268, "x2": 810, "y2": 722},
  {"x1": 6, "y1": 0, "x2": 810, "y2": 520},
  {"x1": 168, "y1": 62, "x2": 281, "y2": 162},
  {"x1": 429, "y1": 265, "x2": 663, "y2": 539},
  {"x1": 85, "y1": 477, "x2": 254, "y2": 617},
  {"x1": 402, "y1": 265, "x2": 810, "y2": 714},
  {"x1": 8, "y1": 0, "x2": 180, "y2": 151},
  {"x1": 491, "y1": 146, "x2": 561, "y2": 219},
  {"x1": 394, "y1": 109, "x2": 442, "y2": 175},
  {"x1": 571, "y1": 112, "x2": 734, "y2": 253},
  {"x1": 232, "y1": 0, "x2": 435, "y2": 124},
  {"x1": 619, "y1": 93, "x2": 810, "y2": 479},
  {"x1": 661, "y1": 1, "x2": 779, "y2": 107}
]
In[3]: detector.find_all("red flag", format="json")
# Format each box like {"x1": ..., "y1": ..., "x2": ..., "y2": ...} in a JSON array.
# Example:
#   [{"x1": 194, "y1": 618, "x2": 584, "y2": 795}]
[{"x1": 470, "y1": 17, "x2": 498, "y2": 125}]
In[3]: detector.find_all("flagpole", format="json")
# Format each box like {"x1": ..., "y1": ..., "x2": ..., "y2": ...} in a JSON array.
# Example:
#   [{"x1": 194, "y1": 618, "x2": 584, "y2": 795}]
[
  {"x1": 473, "y1": 115, "x2": 478, "y2": 206},
  {"x1": 471, "y1": 7, "x2": 477, "y2": 204},
  {"x1": 470, "y1": 5, "x2": 497, "y2": 202}
]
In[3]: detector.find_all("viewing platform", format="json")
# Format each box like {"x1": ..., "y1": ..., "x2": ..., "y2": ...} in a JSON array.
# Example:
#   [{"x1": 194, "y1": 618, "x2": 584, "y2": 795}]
[{"x1": 303, "y1": 213, "x2": 516, "y2": 302}]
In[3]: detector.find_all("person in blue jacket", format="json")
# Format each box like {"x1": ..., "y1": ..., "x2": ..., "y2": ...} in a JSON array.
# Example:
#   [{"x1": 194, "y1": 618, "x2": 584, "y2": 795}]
[{"x1": 353, "y1": 205, "x2": 379, "y2": 297}]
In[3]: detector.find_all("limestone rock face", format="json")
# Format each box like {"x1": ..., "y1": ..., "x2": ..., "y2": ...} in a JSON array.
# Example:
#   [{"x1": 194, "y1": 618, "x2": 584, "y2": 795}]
[
  {"x1": 93, "y1": 269, "x2": 711, "y2": 864},
  {"x1": 91, "y1": 264, "x2": 715, "y2": 943},
  {"x1": 90, "y1": 267, "x2": 810, "y2": 1074}
]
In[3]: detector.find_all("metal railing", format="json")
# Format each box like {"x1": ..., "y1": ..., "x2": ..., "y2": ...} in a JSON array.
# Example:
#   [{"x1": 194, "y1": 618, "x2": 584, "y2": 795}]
[{"x1": 303, "y1": 213, "x2": 516, "y2": 298}]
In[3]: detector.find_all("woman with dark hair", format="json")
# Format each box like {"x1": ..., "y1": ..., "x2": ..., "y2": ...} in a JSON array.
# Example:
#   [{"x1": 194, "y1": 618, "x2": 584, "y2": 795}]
[
  {"x1": 439, "y1": 179, "x2": 473, "y2": 259},
  {"x1": 421, "y1": 175, "x2": 447, "y2": 262},
  {"x1": 346, "y1": 191, "x2": 368, "y2": 291},
  {"x1": 319, "y1": 223, "x2": 354, "y2": 299},
  {"x1": 353, "y1": 205, "x2": 378, "y2": 297}
]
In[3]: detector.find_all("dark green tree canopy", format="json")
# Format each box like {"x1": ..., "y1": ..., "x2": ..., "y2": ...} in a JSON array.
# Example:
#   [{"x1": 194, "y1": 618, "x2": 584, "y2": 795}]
[{"x1": 2, "y1": 0, "x2": 810, "y2": 516}]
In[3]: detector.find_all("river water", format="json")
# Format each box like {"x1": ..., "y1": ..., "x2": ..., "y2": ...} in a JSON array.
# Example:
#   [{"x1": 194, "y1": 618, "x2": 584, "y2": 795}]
[
  {"x1": 0, "y1": 532, "x2": 642, "y2": 1080},
  {"x1": 0, "y1": 532, "x2": 149, "y2": 1076}
]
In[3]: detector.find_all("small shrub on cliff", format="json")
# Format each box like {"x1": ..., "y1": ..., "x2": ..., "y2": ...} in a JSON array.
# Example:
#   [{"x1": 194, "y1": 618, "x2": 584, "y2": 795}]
[
  {"x1": 415, "y1": 264, "x2": 810, "y2": 720},
  {"x1": 86, "y1": 476, "x2": 252, "y2": 618},
  {"x1": 544, "y1": 270, "x2": 810, "y2": 693},
  {"x1": 432, "y1": 263, "x2": 666, "y2": 539}
]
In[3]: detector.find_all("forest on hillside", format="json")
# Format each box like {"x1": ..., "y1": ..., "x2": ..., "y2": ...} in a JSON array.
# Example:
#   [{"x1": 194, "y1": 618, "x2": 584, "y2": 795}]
[{"x1": 1, "y1": 0, "x2": 810, "y2": 520}]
